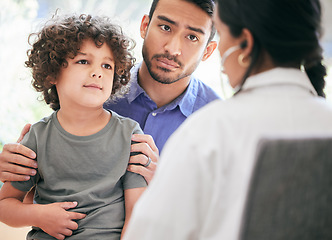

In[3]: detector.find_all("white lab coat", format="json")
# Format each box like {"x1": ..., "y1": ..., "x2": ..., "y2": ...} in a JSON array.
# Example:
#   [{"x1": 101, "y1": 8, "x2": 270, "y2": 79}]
[{"x1": 124, "y1": 67, "x2": 332, "y2": 240}]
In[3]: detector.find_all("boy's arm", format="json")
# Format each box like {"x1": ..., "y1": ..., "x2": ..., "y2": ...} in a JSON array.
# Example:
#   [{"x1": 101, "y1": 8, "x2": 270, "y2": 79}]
[
  {"x1": 0, "y1": 182, "x2": 31, "y2": 226},
  {"x1": 0, "y1": 182, "x2": 86, "y2": 240},
  {"x1": 121, "y1": 187, "x2": 146, "y2": 239}
]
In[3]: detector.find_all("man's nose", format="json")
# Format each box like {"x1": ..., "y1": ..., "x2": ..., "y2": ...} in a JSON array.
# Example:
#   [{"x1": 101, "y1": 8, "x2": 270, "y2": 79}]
[{"x1": 164, "y1": 35, "x2": 182, "y2": 56}]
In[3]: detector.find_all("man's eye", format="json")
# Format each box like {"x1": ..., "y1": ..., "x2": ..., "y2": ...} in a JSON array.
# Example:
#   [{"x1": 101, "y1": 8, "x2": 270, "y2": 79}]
[
  {"x1": 161, "y1": 25, "x2": 171, "y2": 32},
  {"x1": 187, "y1": 35, "x2": 198, "y2": 42},
  {"x1": 77, "y1": 60, "x2": 88, "y2": 64},
  {"x1": 102, "y1": 64, "x2": 112, "y2": 70}
]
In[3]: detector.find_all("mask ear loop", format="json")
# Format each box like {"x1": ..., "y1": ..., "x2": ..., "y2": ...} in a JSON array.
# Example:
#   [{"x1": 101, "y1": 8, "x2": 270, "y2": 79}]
[
  {"x1": 220, "y1": 45, "x2": 241, "y2": 99},
  {"x1": 220, "y1": 45, "x2": 241, "y2": 72}
]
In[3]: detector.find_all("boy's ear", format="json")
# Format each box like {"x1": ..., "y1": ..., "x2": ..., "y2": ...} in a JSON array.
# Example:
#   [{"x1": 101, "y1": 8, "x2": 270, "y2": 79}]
[
  {"x1": 202, "y1": 41, "x2": 217, "y2": 61},
  {"x1": 47, "y1": 76, "x2": 56, "y2": 85},
  {"x1": 140, "y1": 15, "x2": 150, "y2": 39}
]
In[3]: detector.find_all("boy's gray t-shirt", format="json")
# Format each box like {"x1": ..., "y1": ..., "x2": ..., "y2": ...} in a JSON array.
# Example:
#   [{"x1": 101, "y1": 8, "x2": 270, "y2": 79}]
[{"x1": 11, "y1": 110, "x2": 147, "y2": 240}]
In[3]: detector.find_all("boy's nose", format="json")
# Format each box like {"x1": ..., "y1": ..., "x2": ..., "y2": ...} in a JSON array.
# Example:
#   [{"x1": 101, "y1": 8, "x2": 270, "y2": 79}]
[{"x1": 91, "y1": 72, "x2": 102, "y2": 79}]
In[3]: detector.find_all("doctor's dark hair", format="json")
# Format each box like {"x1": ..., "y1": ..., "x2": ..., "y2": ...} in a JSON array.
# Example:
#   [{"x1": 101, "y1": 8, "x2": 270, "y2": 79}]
[
  {"x1": 217, "y1": 0, "x2": 326, "y2": 97},
  {"x1": 148, "y1": 0, "x2": 216, "y2": 42},
  {"x1": 25, "y1": 14, "x2": 136, "y2": 110}
]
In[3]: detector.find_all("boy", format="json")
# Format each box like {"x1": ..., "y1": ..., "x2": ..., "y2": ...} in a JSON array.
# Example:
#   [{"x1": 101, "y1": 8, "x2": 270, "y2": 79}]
[{"x1": 0, "y1": 14, "x2": 146, "y2": 240}]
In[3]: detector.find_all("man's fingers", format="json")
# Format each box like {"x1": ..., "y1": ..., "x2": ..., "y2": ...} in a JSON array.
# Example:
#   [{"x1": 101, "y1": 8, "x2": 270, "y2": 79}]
[
  {"x1": 131, "y1": 142, "x2": 158, "y2": 163},
  {"x1": 127, "y1": 164, "x2": 154, "y2": 184},
  {"x1": 4, "y1": 159, "x2": 37, "y2": 175},
  {"x1": 130, "y1": 134, "x2": 159, "y2": 184},
  {"x1": 0, "y1": 161, "x2": 37, "y2": 182},
  {"x1": 0, "y1": 144, "x2": 37, "y2": 182},
  {"x1": 3, "y1": 143, "x2": 36, "y2": 160},
  {"x1": 132, "y1": 134, "x2": 159, "y2": 154},
  {"x1": 127, "y1": 163, "x2": 149, "y2": 175},
  {"x1": 129, "y1": 154, "x2": 157, "y2": 171},
  {"x1": 0, "y1": 172, "x2": 31, "y2": 182},
  {"x1": 129, "y1": 153, "x2": 149, "y2": 165},
  {"x1": 11, "y1": 153, "x2": 37, "y2": 169},
  {"x1": 17, "y1": 124, "x2": 31, "y2": 143}
]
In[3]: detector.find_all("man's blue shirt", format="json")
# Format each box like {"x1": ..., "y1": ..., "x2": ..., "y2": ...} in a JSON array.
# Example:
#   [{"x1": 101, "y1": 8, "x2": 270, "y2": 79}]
[{"x1": 104, "y1": 63, "x2": 221, "y2": 152}]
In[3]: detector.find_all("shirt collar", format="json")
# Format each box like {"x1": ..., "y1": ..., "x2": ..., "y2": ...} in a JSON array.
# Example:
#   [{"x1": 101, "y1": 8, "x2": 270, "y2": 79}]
[
  {"x1": 127, "y1": 62, "x2": 198, "y2": 117},
  {"x1": 127, "y1": 62, "x2": 147, "y2": 103},
  {"x1": 241, "y1": 67, "x2": 318, "y2": 96},
  {"x1": 176, "y1": 77, "x2": 198, "y2": 117}
]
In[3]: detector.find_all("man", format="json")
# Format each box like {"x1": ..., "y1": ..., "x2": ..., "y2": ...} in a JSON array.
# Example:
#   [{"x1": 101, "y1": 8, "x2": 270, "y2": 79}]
[{"x1": 0, "y1": 0, "x2": 219, "y2": 184}]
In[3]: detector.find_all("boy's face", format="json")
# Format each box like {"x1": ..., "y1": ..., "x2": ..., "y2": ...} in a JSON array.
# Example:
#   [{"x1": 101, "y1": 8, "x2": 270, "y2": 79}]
[
  {"x1": 55, "y1": 39, "x2": 115, "y2": 109},
  {"x1": 140, "y1": 0, "x2": 216, "y2": 84}
]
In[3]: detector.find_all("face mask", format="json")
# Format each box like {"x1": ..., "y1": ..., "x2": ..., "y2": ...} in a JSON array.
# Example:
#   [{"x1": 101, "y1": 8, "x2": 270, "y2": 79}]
[{"x1": 220, "y1": 45, "x2": 240, "y2": 72}]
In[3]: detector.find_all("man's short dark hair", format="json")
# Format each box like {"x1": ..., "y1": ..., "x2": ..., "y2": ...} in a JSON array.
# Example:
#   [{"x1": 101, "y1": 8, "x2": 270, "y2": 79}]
[{"x1": 148, "y1": 0, "x2": 216, "y2": 42}]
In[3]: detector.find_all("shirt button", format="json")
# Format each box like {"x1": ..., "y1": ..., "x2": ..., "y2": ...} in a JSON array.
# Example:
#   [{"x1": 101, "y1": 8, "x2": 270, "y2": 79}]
[{"x1": 152, "y1": 113, "x2": 157, "y2": 116}]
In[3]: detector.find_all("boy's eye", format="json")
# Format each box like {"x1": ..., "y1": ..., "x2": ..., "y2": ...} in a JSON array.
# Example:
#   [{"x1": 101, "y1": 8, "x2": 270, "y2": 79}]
[
  {"x1": 102, "y1": 64, "x2": 112, "y2": 70},
  {"x1": 187, "y1": 35, "x2": 198, "y2": 42},
  {"x1": 77, "y1": 60, "x2": 88, "y2": 64},
  {"x1": 160, "y1": 24, "x2": 171, "y2": 32}
]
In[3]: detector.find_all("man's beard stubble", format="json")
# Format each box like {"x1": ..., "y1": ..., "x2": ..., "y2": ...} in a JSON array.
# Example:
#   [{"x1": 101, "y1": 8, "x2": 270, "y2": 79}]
[{"x1": 142, "y1": 43, "x2": 199, "y2": 85}]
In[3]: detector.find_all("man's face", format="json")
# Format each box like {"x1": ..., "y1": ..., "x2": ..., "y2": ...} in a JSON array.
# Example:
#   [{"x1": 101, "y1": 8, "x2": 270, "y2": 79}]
[{"x1": 140, "y1": 0, "x2": 214, "y2": 84}]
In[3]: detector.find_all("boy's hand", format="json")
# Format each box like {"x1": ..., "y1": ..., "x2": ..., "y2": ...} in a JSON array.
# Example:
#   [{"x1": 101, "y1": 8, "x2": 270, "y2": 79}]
[
  {"x1": 36, "y1": 201, "x2": 86, "y2": 240},
  {"x1": 127, "y1": 134, "x2": 159, "y2": 184}
]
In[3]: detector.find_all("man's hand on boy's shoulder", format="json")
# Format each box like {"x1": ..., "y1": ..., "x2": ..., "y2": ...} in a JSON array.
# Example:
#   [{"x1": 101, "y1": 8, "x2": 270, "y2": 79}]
[
  {"x1": 128, "y1": 134, "x2": 159, "y2": 184},
  {"x1": 0, "y1": 124, "x2": 37, "y2": 183}
]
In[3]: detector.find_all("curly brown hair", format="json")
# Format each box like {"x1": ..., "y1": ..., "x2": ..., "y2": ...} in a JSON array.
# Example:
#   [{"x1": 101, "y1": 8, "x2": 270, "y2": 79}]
[{"x1": 25, "y1": 14, "x2": 136, "y2": 110}]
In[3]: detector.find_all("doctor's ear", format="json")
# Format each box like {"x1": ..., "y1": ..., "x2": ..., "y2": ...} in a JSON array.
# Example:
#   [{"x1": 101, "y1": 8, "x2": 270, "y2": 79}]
[
  {"x1": 239, "y1": 28, "x2": 254, "y2": 55},
  {"x1": 240, "y1": 40, "x2": 247, "y2": 49}
]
